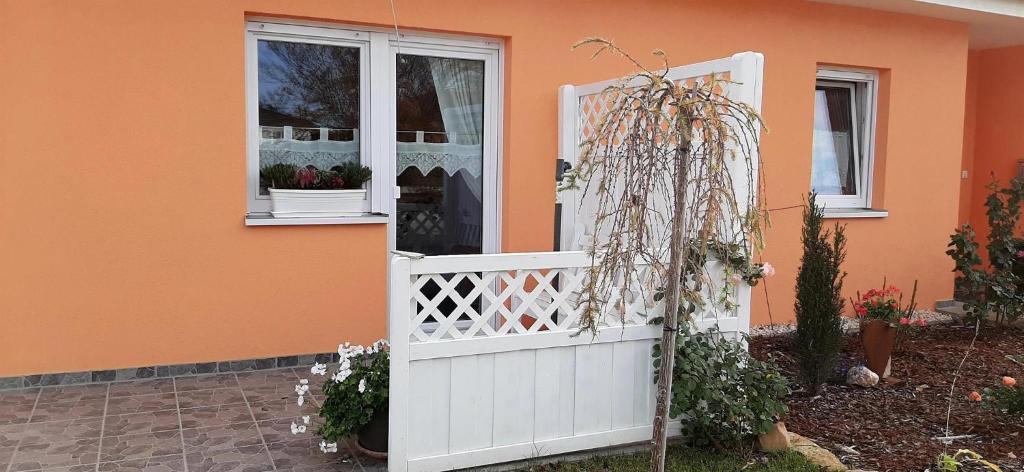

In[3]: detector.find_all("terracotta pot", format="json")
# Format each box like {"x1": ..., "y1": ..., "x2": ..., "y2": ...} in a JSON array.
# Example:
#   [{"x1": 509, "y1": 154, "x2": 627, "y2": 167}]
[
  {"x1": 861, "y1": 319, "x2": 896, "y2": 377},
  {"x1": 355, "y1": 407, "x2": 388, "y2": 456}
]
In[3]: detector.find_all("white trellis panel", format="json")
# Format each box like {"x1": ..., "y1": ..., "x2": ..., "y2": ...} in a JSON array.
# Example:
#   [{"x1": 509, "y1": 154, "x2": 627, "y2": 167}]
[
  {"x1": 390, "y1": 51, "x2": 763, "y2": 472},
  {"x1": 558, "y1": 50, "x2": 764, "y2": 341}
]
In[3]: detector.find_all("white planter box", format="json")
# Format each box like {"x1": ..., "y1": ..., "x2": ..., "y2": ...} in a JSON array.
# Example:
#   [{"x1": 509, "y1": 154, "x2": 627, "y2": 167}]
[{"x1": 268, "y1": 188, "x2": 368, "y2": 218}]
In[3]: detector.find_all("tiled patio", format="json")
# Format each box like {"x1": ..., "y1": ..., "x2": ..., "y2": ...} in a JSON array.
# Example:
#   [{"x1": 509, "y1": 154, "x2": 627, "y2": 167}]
[{"x1": 0, "y1": 369, "x2": 385, "y2": 472}]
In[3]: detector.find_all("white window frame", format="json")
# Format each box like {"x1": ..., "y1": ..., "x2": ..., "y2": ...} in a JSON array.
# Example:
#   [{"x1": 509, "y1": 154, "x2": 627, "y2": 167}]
[
  {"x1": 244, "y1": 20, "x2": 504, "y2": 237},
  {"x1": 245, "y1": 23, "x2": 372, "y2": 215},
  {"x1": 813, "y1": 68, "x2": 878, "y2": 210}
]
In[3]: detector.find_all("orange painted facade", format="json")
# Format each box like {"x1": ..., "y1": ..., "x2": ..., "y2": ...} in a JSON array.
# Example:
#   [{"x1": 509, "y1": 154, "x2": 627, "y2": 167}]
[
  {"x1": 960, "y1": 46, "x2": 1024, "y2": 247},
  {"x1": 0, "y1": 0, "x2": 975, "y2": 377}
]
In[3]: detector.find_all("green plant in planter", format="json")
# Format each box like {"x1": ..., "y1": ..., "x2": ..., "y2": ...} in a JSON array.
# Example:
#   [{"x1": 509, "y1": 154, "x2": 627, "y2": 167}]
[
  {"x1": 260, "y1": 163, "x2": 299, "y2": 189},
  {"x1": 330, "y1": 162, "x2": 373, "y2": 190},
  {"x1": 947, "y1": 176, "x2": 1024, "y2": 325},
  {"x1": 260, "y1": 164, "x2": 347, "y2": 190},
  {"x1": 294, "y1": 340, "x2": 388, "y2": 453},
  {"x1": 654, "y1": 325, "x2": 789, "y2": 448}
]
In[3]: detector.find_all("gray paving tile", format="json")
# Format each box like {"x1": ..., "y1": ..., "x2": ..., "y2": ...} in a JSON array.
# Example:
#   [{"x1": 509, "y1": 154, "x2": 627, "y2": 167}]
[
  {"x1": 16, "y1": 419, "x2": 104, "y2": 444},
  {"x1": 0, "y1": 445, "x2": 15, "y2": 470},
  {"x1": 248, "y1": 397, "x2": 317, "y2": 422},
  {"x1": 30, "y1": 396, "x2": 106, "y2": 423},
  {"x1": 98, "y1": 430, "x2": 181, "y2": 463},
  {"x1": 266, "y1": 440, "x2": 359, "y2": 472},
  {"x1": 184, "y1": 445, "x2": 274, "y2": 472},
  {"x1": 173, "y1": 375, "x2": 237, "y2": 393},
  {"x1": 255, "y1": 418, "x2": 311, "y2": 446},
  {"x1": 182, "y1": 423, "x2": 262, "y2": 452},
  {"x1": 175, "y1": 389, "x2": 246, "y2": 410},
  {"x1": 96, "y1": 454, "x2": 186, "y2": 472},
  {"x1": 108, "y1": 380, "x2": 175, "y2": 398},
  {"x1": 36, "y1": 385, "x2": 107, "y2": 403},
  {"x1": 105, "y1": 394, "x2": 177, "y2": 416},
  {"x1": 8, "y1": 437, "x2": 99, "y2": 471},
  {"x1": 103, "y1": 410, "x2": 180, "y2": 437},
  {"x1": 179, "y1": 404, "x2": 252, "y2": 430},
  {"x1": 0, "y1": 389, "x2": 39, "y2": 426}
]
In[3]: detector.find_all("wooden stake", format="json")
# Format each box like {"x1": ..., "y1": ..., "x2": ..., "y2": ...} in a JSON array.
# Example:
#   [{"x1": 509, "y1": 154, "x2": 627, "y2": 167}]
[{"x1": 650, "y1": 127, "x2": 691, "y2": 472}]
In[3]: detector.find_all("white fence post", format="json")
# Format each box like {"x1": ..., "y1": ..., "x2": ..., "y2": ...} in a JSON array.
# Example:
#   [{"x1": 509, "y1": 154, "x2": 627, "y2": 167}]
[{"x1": 388, "y1": 255, "x2": 412, "y2": 472}]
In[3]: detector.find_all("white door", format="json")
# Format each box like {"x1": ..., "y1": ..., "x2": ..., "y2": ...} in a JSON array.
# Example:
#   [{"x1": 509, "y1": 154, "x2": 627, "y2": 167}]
[{"x1": 556, "y1": 52, "x2": 765, "y2": 252}]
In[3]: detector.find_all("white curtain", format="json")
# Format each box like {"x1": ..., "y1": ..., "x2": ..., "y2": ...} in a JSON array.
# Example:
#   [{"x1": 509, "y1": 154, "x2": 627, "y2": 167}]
[
  {"x1": 811, "y1": 90, "x2": 843, "y2": 195},
  {"x1": 429, "y1": 57, "x2": 485, "y2": 250},
  {"x1": 428, "y1": 58, "x2": 484, "y2": 145}
]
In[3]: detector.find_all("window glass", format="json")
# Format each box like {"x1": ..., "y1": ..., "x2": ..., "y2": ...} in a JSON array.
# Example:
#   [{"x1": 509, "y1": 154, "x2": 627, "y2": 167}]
[
  {"x1": 394, "y1": 54, "x2": 484, "y2": 256},
  {"x1": 811, "y1": 85, "x2": 857, "y2": 196},
  {"x1": 257, "y1": 40, "x2": 361, "y2": 195}
]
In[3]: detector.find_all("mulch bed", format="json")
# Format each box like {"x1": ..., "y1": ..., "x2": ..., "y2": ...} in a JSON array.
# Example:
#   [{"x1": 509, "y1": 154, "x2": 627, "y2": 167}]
[{"x1": 750, "y1": 323, "x2": 1024, "y2": 471}]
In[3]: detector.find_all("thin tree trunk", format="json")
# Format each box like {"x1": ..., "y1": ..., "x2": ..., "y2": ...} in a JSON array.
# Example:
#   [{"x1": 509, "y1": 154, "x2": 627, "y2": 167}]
[{"x1": 650, "y1": 133, "x2": 691, "y2": 472}]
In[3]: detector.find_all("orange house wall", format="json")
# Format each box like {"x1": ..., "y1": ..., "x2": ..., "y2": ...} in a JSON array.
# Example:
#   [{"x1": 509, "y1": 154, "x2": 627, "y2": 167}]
[
  {"x1": 964, "y1": 46, "x2": 1024, "y2": 247},
  {"x1": 0, "y1": 0, "x2": 968, "y2": 377}
]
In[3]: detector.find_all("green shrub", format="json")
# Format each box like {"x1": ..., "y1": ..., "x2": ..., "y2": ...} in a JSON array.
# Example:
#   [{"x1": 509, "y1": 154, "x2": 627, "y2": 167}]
[
  {"x1": 981, "y1": 376, "x2": 1024, "y2": 418},
  {"x1": 316, "y1": 342, "x2": 389, "y2": 442},
  {"x1": 793, "y1": 193, "x2": 846, "y2": 394},
  {"x1": 330, "y1": 162, "x2": 373, "y2": 189},
  {"x1": 947, "y1": 176, "x2": 1024, "y2": 325},
  {"x1": 656, "y1": 325, "x2": 789, "y2": 447}
]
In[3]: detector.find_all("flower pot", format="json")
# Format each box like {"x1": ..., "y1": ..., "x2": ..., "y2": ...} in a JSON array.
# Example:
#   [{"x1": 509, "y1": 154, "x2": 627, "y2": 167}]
[
  {"x1": 861, "y1": 319, "x2": 896, "y2": 377},
  {"x1": 355, "y1": 408, "x2": 388, "y2": 457},
  {"x1": 268, "y1": 188, "x2": 367, "y2": 217}
]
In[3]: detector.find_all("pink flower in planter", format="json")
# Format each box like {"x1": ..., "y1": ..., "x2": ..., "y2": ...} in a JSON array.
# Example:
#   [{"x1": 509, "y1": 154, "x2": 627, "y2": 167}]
[
  {"x1": 760, "y1": 263, "x2": 776, "y2": 277},
  {"x1": 899, "y1": 317, "x2": 911, "y2": 326},
  {"x1": 728, "y1": 273, "x2": 743, "y2": 285},
  {"x1": 915, "y1": 318, "x2": 927, "y2": 327},
  {"x1": 1017, "y1": 250, "x2": 1024, "y2": 258}
]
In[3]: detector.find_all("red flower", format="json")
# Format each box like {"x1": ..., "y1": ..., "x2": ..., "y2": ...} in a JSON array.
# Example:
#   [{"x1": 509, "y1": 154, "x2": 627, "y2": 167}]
[
  {"x1": 899, "y1": 317, "x2": 910, "y2": 326},
  {"x1": 1003, "y1": 376, "x2": 1017, "y2": 387},
  {"x1": 968, "y1": 391, "x2": 982, "y2": 402},
  {"x1": 915, "y1": 318, "x2": 927, "y2": 327}
]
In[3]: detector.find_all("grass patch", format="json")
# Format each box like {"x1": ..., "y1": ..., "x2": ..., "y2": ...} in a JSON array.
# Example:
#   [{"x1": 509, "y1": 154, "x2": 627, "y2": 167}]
[{"x1": 525, "y1": 444, "x2": 823, "y2": 472}]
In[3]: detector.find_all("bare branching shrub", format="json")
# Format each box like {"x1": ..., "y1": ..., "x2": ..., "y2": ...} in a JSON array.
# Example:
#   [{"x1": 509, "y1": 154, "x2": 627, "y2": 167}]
[
  {"x1": 564, "y1": 39, "x2": 768, "y2": 332},
  {"x1": 565, "y1": 39, "x2": 767, "y2": 471}
]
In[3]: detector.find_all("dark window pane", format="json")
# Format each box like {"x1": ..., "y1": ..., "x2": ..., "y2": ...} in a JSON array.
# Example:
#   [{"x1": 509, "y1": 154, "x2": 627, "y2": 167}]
[
  {"x1": 257, "y1": 41, "x2": 361, "y2": 194},
  {"x1": 811, "y1": 85, "x2": 857, "y2": 196}
]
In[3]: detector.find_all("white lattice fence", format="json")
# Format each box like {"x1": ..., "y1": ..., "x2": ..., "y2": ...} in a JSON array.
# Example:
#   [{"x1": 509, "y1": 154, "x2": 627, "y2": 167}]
[{"x1": 388, "y1": 251, "x2": 749, "y2": 472}]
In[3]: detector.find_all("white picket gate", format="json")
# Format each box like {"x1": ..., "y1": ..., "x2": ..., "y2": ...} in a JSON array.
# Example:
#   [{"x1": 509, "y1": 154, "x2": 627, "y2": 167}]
[{"x1": 388, "y1": 51, "x2": 764, "y2": 472}]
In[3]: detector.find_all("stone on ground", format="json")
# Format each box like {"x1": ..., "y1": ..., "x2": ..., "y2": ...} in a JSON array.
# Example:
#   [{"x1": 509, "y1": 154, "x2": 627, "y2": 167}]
[
  {"x1": 757, "y1": 421, "x2": 791, "y2": 452},
  {"x1": 788, "y1": 432, "x2": 847, "y2": 471},
  {"x1": 846, "y1": 365, "x2": 879, "y2": 387}
]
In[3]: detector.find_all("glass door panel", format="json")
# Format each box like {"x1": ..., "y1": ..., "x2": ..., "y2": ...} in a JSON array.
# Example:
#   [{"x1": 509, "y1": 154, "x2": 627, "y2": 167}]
[{"x1": 395, "y1": 54, "x2": 485, "y2": 256}]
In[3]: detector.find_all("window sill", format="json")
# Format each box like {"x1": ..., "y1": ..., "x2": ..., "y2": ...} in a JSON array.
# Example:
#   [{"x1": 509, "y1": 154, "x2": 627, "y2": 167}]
[
  {"x1": 822, "y1": 208, "x2": 888, "y2": 219},
  {"x1": 244, "y1": 213, "x2": 389, "y2": 226}
]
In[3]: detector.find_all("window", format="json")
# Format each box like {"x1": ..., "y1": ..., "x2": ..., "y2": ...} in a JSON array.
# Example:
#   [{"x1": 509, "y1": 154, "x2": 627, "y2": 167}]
[
  {"x1": 245, "y1": 21, "x2": 503, "y2": 234},
  {"x1": 246, "y1": 25, "x2": 370, "y2": 215},
  {"x1": 811, "y1": 68, "x2": 878, "y2": 210}
]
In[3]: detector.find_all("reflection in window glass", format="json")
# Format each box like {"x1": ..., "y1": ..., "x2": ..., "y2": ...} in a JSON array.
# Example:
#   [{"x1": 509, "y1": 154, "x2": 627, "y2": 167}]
[
  {"x1": 257, "y1": 41, "x2": 360, "y2": 194},
  {"x1": 395, "y1": 54, "x2": 484, "y2": 256},
  {"x1": 811, "y1": 85, "x2": 858, "y2": 196}
]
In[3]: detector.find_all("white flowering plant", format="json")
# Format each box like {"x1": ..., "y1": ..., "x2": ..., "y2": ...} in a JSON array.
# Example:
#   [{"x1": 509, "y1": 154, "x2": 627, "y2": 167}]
[{"x1": 293, "y1": 340, "x2": 389, "y2": 453}]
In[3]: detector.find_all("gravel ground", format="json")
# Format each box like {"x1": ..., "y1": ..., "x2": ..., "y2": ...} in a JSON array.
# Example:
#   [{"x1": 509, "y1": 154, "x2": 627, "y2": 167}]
[{"x1": 749, "y1": 310, "x2": 957, "y2": 338}]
